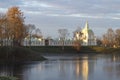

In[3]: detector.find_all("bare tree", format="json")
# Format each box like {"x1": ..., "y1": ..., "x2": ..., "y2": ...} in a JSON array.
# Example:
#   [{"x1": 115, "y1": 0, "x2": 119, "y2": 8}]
[
  {"x1": 96, "y1": 38, "x2": 102, "y2": 46},
  {"x1": 102, "y1": 34, "x2": 109, "y2": 47},
  {"x1": 73, "y1": 27, "x2": 83, "y2": 52},
  {"x1": 58, "y1": 29, "x2": 69, "y2": 51},
  {"x1": 27, "y1": 24, "x2": 36, "y2": 46},
  {"x1": 115, "y1": 29, "x2": 120, "y2": 47},
  {"x1": 35, "y1": 28, "x2": 42, "y2": 38},
  {"x1": 0, "y1": 13, "x2": 8, "y2": 46},
  {"x1": 102, "y1": 28, "x2": 115, "y2": 47},
  {"x1": 0, "y1": 13, "x2": 4, "y2": 46}
]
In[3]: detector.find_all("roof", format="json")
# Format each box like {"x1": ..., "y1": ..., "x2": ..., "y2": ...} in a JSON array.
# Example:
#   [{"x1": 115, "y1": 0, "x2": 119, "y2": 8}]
[{"x1": 88, "y1": 29, "x2": 94, "y2": 35}]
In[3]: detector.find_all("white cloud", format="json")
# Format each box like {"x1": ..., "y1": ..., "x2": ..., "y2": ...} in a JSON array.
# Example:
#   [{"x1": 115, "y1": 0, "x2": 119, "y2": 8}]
[
  {"x1": 44, "y1": 13, "x2": 120, "y2": 20},
  {"x1": 23, "y1": 10, "x2": 42, "y2": 15},
  {"x1": 0, "y1": 8, "x2": 7, "y2": 13},
  {"x1": 21, "y1": 1, "x2": 53, "y2": 8}
]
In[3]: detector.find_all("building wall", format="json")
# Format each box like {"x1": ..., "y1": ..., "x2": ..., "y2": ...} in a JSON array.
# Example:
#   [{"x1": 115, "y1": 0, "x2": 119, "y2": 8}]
[
  {"x1": 0, "y1": 38, "x2": 96, "y2": 46},
  {"x1": 23, "y1": 39, "x2": 74, "y2": 46}
]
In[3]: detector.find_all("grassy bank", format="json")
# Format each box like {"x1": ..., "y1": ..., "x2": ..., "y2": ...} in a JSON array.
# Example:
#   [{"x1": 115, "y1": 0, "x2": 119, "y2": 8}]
[
  {"x1": 0, "y1": 46, "x2": 46, "y2": 62},
  {"x1": 81, "y1": 46, "x2": 120, "y2": 54},
  {"x1": 79, "y1": 46, "x2": 105, "y2": 53},
  {"x1": 0, "y1": 46, "x2": 119, "y2": 62},
  {"x1": 0, "y1": 76, "x2": 17, "y2": 80},
  {"x1": 29, "y1": 46, "x2": 120, "y2": 54},
  {"x1": 29, "y1": 46, "x2": 105, "y2": 54},
  {"x1": 102, "y1": 47, "x2": 120, "y2": 54},
  {"x1": 29, "y1": 46, "x2": 77, "y2": 53},
  {"x1": 76, "y1": 46, "x2": 120, "y2": 54}
]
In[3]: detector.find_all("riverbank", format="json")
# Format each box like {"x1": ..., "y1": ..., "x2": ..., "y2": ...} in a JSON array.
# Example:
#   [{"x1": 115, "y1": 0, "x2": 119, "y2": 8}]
[
  {"x1": 0, "y1": 46, "x2": 119, "y2": 62},
  {"x1": 81, "y1": 46, "x2": 120, "y2": 54},
  {"x1": 0, "y1": 76, "x2": 17, "y2": 80},
  {"x1": 102, "y1": 47, "x2": 120, "y2": 54},
  {"x1": 0, "y1": 46, "x2": 46, "y2": 62},
  {"x1": 29, "y1": 46, "x2": 120, "y2": 54},
  {"x1": 30, "y1": 46, "x2": 105, "y2": 54}
]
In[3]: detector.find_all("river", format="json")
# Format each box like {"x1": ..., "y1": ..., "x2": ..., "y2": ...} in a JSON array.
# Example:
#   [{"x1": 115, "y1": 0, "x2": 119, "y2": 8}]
[{"x1": 0, "y1": 54, "x2": 120, "y2": 80}]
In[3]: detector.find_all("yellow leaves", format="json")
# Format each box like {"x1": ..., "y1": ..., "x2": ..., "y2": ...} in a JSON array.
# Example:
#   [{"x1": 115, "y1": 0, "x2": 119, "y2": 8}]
[
  {"x1": 0, "y1": 6, "x2": 32, "y2": 46},
  {"x1": 6, "y1": 6, "x2": 25, "y2": 41},
  {"x1": 7, "y1": 6, "x2": 24, "y2": 24}
]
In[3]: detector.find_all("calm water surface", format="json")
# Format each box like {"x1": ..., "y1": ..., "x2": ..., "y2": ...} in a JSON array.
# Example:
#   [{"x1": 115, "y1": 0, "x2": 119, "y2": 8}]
[{"x1": 0, "y1": 54, "x2": 120, "y2": 80}]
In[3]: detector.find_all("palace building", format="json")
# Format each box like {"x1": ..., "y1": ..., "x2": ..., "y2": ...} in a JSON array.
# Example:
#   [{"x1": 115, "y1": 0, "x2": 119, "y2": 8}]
[
  {"x1": 22, "y1": 21, "x2": 96, "y2": 46},
  {"x1": 74, "y1": 21, "x2": 97, "y2": 46}
]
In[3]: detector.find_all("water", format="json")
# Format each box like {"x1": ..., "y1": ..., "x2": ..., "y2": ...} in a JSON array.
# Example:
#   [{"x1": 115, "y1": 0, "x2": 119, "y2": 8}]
[{"x1": 0, "y1": 54, "x2": 120, "y2": 80}]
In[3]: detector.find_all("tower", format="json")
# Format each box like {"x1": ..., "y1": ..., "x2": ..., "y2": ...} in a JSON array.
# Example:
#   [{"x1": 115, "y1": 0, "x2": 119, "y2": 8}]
[
  {"x1": 81, "y1": 21, "x2": 89, "y2": 45},
  {"x1": 84, "y1": 21, "x2": 89, "y2": 31},
  {"x1": 73, "y1": 21, "x2": 97, "y2": 46}
]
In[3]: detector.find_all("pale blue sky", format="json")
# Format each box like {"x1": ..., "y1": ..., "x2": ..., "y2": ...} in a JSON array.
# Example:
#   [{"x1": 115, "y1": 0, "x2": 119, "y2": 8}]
[{"x1": 0, "y1": 0, "x2": 120, "y2": 38}]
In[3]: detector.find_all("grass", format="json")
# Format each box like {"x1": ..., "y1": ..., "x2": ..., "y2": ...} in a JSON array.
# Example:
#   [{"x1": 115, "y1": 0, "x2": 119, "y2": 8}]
[
  {"x1": 80, "y1": 46, "x2": 120, "y2": 54},
  {"x1": 27, "y1": 46, "x2": 107, "y2": 54},
  {"x1": 88, "y1": 46, "x2": 105, "y2": 52},
  {"x1": 29, "y1": 46, "x2": 77, "y2": 53},
  {"x1": 0, "y1": 76, "x2": 17, "y2": 80},
  {"x1": 0, "y1": 46, "x2": 46, "y2": 62},
  {"x1": 102, "y1": 47, "x2": 120, "y2": 54}
]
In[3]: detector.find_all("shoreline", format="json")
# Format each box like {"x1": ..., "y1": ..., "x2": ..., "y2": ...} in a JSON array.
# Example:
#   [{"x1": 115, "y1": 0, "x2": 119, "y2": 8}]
[{"x1": 0, "y1": 46, "x2": 120, "y2": 62}]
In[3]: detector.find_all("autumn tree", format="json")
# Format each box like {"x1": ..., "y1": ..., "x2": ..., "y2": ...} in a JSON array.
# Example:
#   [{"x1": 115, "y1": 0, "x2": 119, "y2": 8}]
[
  {"x1": 7, "y1": 6, "x2": 25, "y2": 46},
  {"x1": 58, "y1": 29, "x2": 69, "y2": 51},
  {"x1": 102, "y1": 34, "x2": 108, "y2": 47},
  {"x1": 102, "y1": 28, "x2": 115, "y2": 47},
  {"x1": 115, "y1": 29, "x2": 120, "y2": 47},
  {"x1": 0, "y1": 6, "x2": 39, "y2": 47}
]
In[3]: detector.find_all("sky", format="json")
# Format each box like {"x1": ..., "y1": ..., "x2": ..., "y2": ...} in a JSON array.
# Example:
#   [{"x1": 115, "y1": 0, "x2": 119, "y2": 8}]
[{"x1": 0, "y1": 0, "x2": 120, "y2": 38}]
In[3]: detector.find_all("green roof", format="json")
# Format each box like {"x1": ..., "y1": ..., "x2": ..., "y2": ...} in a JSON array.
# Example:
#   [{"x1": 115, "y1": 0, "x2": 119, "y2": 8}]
[{"x1": 88, "y1": 29, "x2": 94, "y2": 35}]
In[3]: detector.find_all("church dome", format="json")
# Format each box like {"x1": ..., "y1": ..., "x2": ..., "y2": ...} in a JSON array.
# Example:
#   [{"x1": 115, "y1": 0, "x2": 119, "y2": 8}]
[
  {"x1": 88, "y1": 29, "x2": 94, "y2": 35},
  {"x1": 88, "y1": 29, "x2": 94, "y2": 39}
]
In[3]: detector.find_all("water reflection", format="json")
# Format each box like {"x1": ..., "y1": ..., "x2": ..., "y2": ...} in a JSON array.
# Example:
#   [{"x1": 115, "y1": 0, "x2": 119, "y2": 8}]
[
  {"x1": 102, "y1": 54, "x2": 120, "y2": 80},
  {"x1": 75, "y1": 56, "x2": 97, "y2": 80},
  {"x1": 75, "y1": 57, "x2": 89, "y2": 80},
  {"x1": 82, "y1": 59, "x2": 88, "y2": 80},
  {"x1": 0, "y1": 54, "x2": 120, "y2": 80},
  {"x1": 0, "y1": 64, "x2": 14, "y2": 76}
]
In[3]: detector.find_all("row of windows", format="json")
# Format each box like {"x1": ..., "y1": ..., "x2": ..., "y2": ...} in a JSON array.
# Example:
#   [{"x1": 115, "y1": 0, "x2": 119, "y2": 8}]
[
  {"x1": 0, "y1": 40, "x2": 96, "y2": 46},
  {"x1": 24, "y1": 41, "x2": 74, "y2": 46}
]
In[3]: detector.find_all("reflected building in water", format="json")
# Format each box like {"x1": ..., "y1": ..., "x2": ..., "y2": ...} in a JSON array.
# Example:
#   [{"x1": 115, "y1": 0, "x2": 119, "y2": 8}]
[
  {"x1": 82, "y1": 59, "x2": 88, "y2": 80},
  {"x1": 0, "y1": 55, "x2": 97, "y2": 80},
  {"x1": 75, "y1": 56, "x2": 96, "y2": 80},
  {"x1": 0, "y1": 55, "x2": 120, "y2": 80}
]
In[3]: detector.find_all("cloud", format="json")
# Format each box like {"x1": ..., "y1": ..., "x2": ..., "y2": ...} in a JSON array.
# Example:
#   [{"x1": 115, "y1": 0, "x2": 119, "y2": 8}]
[
  {"x1": 0, "y1": 0, "x2": 120, "y2": 37},
  {"x1": 1, "y1": 0, "x2": 120, "y2": 16},
  {"x1": 18, "y1": 0, "x2": 120, "y2": 20},
  {"x1": 20, "y1": 0, "x2": 53, "y2": 8},
  {"x1": 0, "y1": 8, "x2": 7, "y2": 13},
  {"x1": 1, "y1": 0, "x2": 118, "y2": 20},
  {"x1": 0, "y1": 0, "x2": 21, "y2": 8}
]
